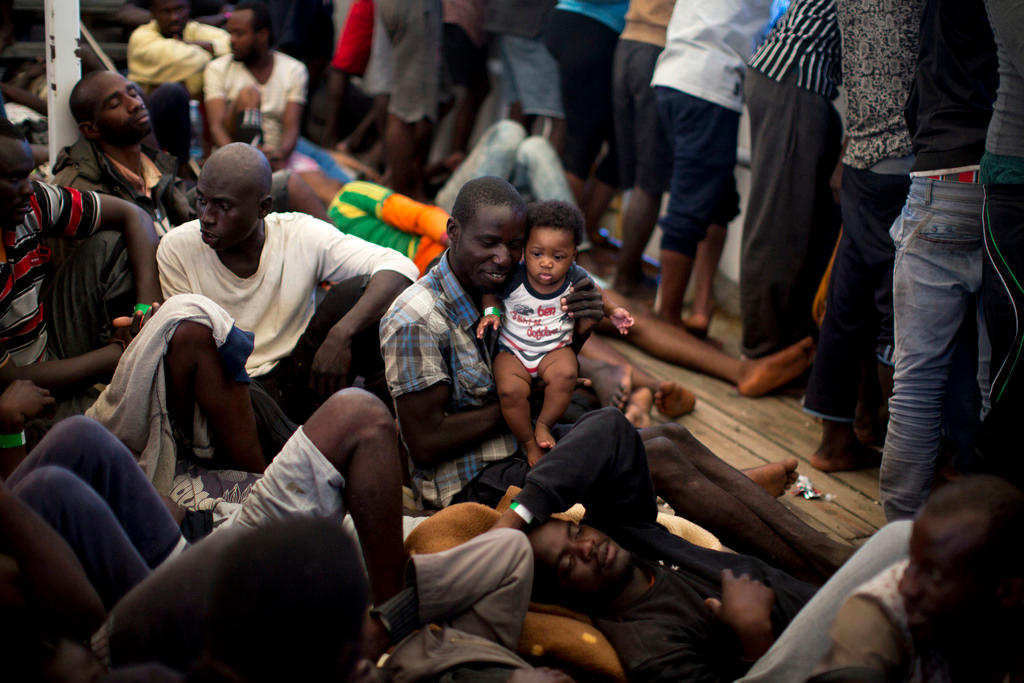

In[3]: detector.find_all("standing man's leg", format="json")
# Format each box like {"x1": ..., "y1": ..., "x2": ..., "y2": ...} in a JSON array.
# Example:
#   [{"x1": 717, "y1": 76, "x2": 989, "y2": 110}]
[
  {"x1": 611, "y1": 39, "x2": 671, "y2": 295},
  {"x1": 653, "y1": 87, "x2": 739, "y2": 326},
  {"x1": 740, "y1": 69, "x2": 842, "y2": 358},
  {"x1": 880, "y1": 179, "x2": 985, "y2": 520},
  {"x1": 975, "y1": 183, "x2": 1024, "y2": 488},
  {"x1": 804, "y1": 166, "x2": 909, "y2": 471}
]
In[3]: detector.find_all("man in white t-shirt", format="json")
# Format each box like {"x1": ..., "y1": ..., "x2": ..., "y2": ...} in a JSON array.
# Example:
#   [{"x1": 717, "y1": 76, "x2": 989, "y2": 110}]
[
  {"x1": 202, "y1": 1, "x2": 343, "y2": 204},
  {"x1": 157, "y1": 143, "x2": 418, "y2": 422}
]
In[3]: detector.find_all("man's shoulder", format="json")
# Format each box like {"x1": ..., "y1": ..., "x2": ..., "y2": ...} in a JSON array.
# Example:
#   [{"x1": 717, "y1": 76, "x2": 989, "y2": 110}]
[
  {"x1": 158, "y1": 221, "x2": 202, "y2": 254},
  {"x1": 128, "y1": 20, "x2": 161, "y2": 45},
  {"x1": 382, "y1": 275, "x2": 449, "y2": 335},
  {"x1": 205, "y1": 52, "x2": 234, "y2": 74},
  {"x1": 52, "y1": 139, "x2": 105, "y2": 189},
  {"x1": 272, "y1": 50, "x2": 308, "y2": 76}
]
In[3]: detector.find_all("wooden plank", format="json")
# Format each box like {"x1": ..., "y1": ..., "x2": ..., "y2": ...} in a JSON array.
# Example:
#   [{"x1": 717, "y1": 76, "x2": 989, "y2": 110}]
[{"x1": 596, "y1": 333, "x2": 887, "y2": 539}]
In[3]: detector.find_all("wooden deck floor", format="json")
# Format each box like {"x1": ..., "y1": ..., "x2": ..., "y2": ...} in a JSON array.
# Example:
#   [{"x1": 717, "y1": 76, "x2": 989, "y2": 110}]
[{"x1": 602, "y1": 312, "x2": 886, "y2": 547}]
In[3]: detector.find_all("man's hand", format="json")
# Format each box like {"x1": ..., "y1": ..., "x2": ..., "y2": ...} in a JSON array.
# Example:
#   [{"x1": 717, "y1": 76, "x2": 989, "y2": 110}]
[
  {"x1": 112, "y1": 301, "x2": 161, "y2": 347},
  {"x1": 705, "y1": 569, "x2": 775, "y2": 662},
  {"x1": 0, "y1": 380, "x2": 55, "y2": 434},
  {"x1": 310, "y1": 328, "x2": 354, "y2": 398},
  {"x1": 561, "y1": 279, "x2": 603, "y2": 341}
]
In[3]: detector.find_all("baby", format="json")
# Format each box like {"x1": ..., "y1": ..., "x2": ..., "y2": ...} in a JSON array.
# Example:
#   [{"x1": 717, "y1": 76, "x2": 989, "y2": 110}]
[{"x1": 477, "y1": 200, "x2": 633, "y2": 466}]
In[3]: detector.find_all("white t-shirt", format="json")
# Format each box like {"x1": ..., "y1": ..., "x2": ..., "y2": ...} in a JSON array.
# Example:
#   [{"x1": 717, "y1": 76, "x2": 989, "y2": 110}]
[
  {"x1": 203, "y1": 50, "x2": 308, "y2": 150},
  {"x1": 650, "y1": 0, "x2": 772, "y2": 113},
  {"x1": 157, "y1": 212, "x2": 419, "y2": 376}
]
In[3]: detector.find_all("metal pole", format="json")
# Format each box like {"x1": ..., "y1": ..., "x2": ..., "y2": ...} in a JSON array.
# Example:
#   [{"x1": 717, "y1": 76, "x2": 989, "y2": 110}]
[{"x1": 44, "y1": 0, "x2": 81, "y2": 170}]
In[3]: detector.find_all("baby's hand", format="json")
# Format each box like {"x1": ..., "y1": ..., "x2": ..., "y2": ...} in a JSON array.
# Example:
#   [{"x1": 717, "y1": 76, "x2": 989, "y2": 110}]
[
  {"x1": 610, "y1": 307, "x2": 634, "y2": 335},
  {"x1": 476, "y1": 314, "x2": 501, "y2": 339}
]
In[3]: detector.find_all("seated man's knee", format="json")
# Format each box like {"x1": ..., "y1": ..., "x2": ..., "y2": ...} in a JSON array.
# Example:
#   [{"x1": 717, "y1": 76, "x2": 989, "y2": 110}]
[
  {"x1": 167, "y1": 321, "x2": 217, "y2": 352},
  {"x1": 516, "y1": 136, "x2": 558, "y2": 166},
  {"x1": 490, "y1": 119, "x2": 528, "y2": 151},
  {"x1": 45, "y1": 415, "x2": 112, "y2": 446},
  {"x1": 320, "y1": 387, "x2": 396, "y2": 441},
  {"x1": 12, "y1": 466, "x2": 96, "y2": 515}
]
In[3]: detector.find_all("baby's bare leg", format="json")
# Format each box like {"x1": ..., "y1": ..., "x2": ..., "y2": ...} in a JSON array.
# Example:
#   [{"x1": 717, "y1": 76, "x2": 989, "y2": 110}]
[
  {"x1": 535, "y1": 347, "x2": 579, "y2": 450},
  {"x1": 494, "y1": 352, "x2": 544, "y2": 465}
]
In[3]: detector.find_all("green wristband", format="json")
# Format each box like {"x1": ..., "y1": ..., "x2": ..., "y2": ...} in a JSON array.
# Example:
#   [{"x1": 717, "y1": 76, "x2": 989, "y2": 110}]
[
  {"x1": 0, "y1": 431, "x2": 26, "y2": 448},
  {"x1": 484, "y1": 306, "x2": 502, "y2": 317},
  {"x1": 134, "y1": 303, "x2": 152, "y2": 315}
]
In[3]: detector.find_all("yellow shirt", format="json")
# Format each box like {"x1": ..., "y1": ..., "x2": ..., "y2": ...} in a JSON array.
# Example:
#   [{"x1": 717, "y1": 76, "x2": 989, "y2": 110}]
[{"x1": 127, "y1": 20, "x2": 230, "y2": 98}]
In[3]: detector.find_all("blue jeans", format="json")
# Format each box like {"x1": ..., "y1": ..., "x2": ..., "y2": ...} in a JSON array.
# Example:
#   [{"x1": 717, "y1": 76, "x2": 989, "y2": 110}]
[
  {"x1": 880, "y1": 178, "x2": 990, "y2": 520},
  {"x1": 434, "y1": 120, "x2": 574, "y2": 213}
]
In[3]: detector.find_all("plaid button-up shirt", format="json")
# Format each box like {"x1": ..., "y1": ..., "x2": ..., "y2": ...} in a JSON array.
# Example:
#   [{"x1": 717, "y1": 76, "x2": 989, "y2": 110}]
[{"x1": 380, "y1": 253, "x2": 518, "y2": 508}]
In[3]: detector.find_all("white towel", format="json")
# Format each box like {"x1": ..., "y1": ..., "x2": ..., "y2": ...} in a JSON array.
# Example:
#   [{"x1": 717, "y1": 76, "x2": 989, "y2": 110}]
[{"x1": 86, "y1": 294, "x2": 238, "y2": 494}]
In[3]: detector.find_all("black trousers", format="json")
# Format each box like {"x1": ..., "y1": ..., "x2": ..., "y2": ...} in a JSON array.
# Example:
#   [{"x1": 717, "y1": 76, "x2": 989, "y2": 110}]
[
  {"x1": 804, "y1": 166, "x2": 909, "y2": 420},
  {"x1": 974, "y1": 184, "x2": 1024, "y2": 486}
]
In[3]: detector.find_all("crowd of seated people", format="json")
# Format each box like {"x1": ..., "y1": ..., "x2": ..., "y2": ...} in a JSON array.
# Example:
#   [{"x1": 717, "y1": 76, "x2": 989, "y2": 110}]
[{"x1": 0, "y1": 0, "x2": 1022, "y2": 679}]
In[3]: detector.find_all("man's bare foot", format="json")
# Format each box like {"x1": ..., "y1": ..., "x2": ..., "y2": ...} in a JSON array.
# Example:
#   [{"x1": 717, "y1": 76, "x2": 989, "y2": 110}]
[
  {"x1": 534, "y1": 422, "x2": 556, "y2": 450},
  {"x1": 743, "y1": 459, "x2": 799, "y2": 497},
  {"x1": 524, "y1": 438, "x2": 546, "y2": 467},
  {"x1": 681, "y1": 311, "x2": 711, "y2": 339},
  {"x1": 810, "y1": 421, "x2": 881, "y2": 472},
  {"x1": 736, "y1": 337, "x2": 815, "y2": 397},
  {"x1": 624, "y1": 387, "x2": 654, "y2": 428},
  {"x1": 654, "y1": 381, "x2": 696, "y2": 417},
  {"x1": 585, "y1": 361, "x2": 631, "y2": 410}
]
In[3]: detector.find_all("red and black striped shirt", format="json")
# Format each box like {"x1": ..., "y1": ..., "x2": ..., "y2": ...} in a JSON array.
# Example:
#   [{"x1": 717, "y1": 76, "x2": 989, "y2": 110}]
[{"x1": 0, "y1": 181, "x2": 100, "y2": 367}]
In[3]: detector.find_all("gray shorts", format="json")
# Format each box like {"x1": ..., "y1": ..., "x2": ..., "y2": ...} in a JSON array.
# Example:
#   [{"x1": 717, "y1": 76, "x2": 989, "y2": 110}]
[
  {"x1": 497, "y1": 33, "x2": 564, "y2": 119},
  {"x1": 613, "y1": 39, "x2": 671, "y2": 194},
  {"x1": 375, "y1": 0, "x2": 445, "y2": 122},
  {"x1": 224, "y1": 426, "x2": 346, "y2": 529}
]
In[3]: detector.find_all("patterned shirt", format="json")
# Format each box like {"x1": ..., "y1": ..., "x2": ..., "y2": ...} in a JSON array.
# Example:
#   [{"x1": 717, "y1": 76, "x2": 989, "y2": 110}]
[
  {"x1": 0, "y1": 182, "x2": 100, "y2": 367},
  {"x1": 380, "y1": 253, "x2": 518, "y2": 508},
  {"x1": 748, "y1": 0, "x2": 841, "y2": 100},
  {"x1": 837, "y1": 0, "x2": 924, "y2": 169}
]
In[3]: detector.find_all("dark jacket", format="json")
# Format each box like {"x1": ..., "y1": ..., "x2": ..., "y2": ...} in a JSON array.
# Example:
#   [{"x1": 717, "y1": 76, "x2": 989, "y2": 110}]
[
  {"x1": 905, "y1": 0, "x2": 998, "y2": 173},
  {"x1": 52, "y1": 137, "x2": 193, "y2": 232}
]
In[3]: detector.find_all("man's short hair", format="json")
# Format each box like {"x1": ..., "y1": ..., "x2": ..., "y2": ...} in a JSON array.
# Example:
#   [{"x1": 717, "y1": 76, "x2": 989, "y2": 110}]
[
  {"x1": 526, "y1": 200, "x2": 585, "y2": 246},
  {"x1": 922, "y1": 475, "x2": 1024, "y2": 578},
  {"x1": 68, "y1": 71, "x2": 111, "y2": 125},
  {"x1": 0, "y1": 117, "x2": 27, "y2": 142},
  {"x1": 450, "y1": 176, "x2": 526, "y2": 229},
  {"x1": 234, "y1": 0, "x2": 275, "y2": 44},
  {"x1": 203, "y1": 518, "x2": 368, "y2": 681}
]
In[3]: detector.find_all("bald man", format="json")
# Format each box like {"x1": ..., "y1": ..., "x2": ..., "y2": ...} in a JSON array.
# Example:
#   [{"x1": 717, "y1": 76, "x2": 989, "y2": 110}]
[{"x1": 157, "y1": 143, "x2": 418, "y2": 422}]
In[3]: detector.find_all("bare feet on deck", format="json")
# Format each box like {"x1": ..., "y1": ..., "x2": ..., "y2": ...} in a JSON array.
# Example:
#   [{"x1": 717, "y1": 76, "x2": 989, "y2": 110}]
[
  {"x1": 810, "y1": 421, "x2": 882, "y2": 472},
  {"x1": 624, "y1": 387, "x2": 654, "y2": 428},
  {"x1": 736, "y1": 337, "x2": 815, "y2": 397},
  {"x1": 586, "y1": 362, "x2": 631, "y2": 411},
  {"x1": 743, "y1": 458, "x2": 799, "y2": 497},
  {"x1": 681, "y1": 311, "x2": 711, "y2": 339},
  {"x1": 654, "y1": 381, "x2": 696, "y2": 418}
]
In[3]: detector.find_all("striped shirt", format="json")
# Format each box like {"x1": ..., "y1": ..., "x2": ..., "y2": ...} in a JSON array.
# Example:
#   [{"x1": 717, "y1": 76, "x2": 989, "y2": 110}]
[
  {"x1": 380, "y1": 253, "x2": 518, "y2": 509},
  {"x1": 0, "y1": 182, "x2": 100, "y2": 367},
  {"x1": 748, "y1": 0, "x2": 841, "y2": 100}
]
